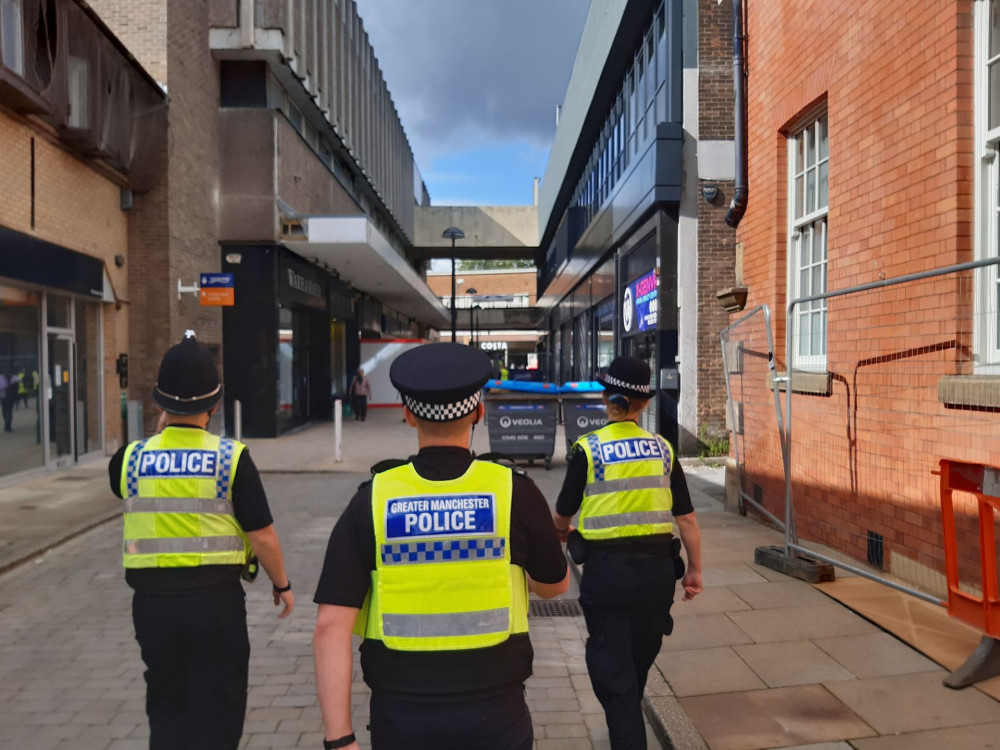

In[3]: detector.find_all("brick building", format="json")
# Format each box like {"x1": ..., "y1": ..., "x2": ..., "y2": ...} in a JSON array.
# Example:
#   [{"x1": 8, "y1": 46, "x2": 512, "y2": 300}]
[
  {"x1": 0, "y1": 0, "x2": 166, "y2": 481},
  {"x1": 536, "y1": 0, "x2": 737, "y2": 453},
  {"x1": 87, "y1": 0, "x2": 449, "y2": 437},
  {"x1": 728, "y1": 1, "x2": 1000, "y2": 596}
]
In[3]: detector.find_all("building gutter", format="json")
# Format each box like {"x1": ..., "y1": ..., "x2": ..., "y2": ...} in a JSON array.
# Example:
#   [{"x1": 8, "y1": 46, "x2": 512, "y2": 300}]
[{"x1": 725, "y1": 0, "x2": 748, "y2": 228}]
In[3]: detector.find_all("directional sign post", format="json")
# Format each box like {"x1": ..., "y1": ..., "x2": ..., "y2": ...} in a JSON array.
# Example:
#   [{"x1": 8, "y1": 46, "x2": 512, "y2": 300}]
[{"x1": 199, "y1": 273, "x2": 235, "y2": 306}]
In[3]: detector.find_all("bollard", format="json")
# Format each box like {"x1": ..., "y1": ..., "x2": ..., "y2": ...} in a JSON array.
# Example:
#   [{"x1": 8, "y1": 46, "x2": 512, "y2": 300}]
[
  {"x1": 234, "y1": 399, "x2": 242, "y2": 442},
  {"x1": 334, "y1": 398, "x2": 343, "y2": 463}
]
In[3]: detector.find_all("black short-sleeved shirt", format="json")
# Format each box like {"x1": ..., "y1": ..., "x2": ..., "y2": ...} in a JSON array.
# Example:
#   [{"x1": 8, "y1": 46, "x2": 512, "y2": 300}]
[
  {"x1": 109, "y1": 425, "x2": 273, "y2": 594},
  {"x1": 555, "y1": 425, "x2": 694, "y2": 551},
  {"x1": 314, "y1": 446, "x2": 568, "y2": 702}
]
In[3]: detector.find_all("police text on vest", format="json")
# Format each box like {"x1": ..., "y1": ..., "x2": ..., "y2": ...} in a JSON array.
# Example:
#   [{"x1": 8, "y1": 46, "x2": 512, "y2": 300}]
[
  {"x1": 386, "y1": 494, "x2": 496, "y2": 539},
  {"x1": 599, "y1": 438, "x2": 663, "y2": 464},
  {"x1": 137, "y1": 450, "x2": 218, "y2": 477}
]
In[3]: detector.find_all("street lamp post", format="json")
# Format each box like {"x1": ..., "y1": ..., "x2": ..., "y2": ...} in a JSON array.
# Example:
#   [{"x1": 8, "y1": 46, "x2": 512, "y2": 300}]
[
  {"x1": 442, "y1": 227, "x2": 465, "y2": 342},
  {"x1": 465, "y1": 287, "x2": 478, "y2": 345},
  {"x1": 472, "y1": 304, "x2": 482, "y2": 347}
]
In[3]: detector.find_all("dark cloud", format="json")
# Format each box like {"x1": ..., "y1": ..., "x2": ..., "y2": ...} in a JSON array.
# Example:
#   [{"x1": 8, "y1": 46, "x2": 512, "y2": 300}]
[{"x1": 354, "y1": 0, "x2": 590, "y2": 162}]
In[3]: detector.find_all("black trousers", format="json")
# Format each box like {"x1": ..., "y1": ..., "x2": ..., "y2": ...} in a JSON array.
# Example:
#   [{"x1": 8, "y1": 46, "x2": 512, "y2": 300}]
[
  {"x1": 352, "y1": 395, "x2": 368, "y2": 421},
  {"x1": 132, "y1": 586, "x2": 250, "y2": 750},
  {"x1": 579, "y1": 548, "x2": 676, "y2": 750},
  {"x1": 369, "y1": 687, "x2": 532, "y2": 750}
]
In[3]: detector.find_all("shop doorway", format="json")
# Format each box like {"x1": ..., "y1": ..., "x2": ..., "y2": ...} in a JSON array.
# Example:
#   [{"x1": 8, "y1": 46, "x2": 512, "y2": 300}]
[
  {"x1": 622, "y1": 333, "x2": 658, "y2": 434},
  {"x1": 47, "y1": 334, "x2": 75, "y2": 466}
]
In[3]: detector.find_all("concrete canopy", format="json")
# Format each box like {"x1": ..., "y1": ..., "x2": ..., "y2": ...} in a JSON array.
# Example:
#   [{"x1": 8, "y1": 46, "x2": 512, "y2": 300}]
[{"x1": 287, "y1": 216, "x2": 450, "y2": 329}]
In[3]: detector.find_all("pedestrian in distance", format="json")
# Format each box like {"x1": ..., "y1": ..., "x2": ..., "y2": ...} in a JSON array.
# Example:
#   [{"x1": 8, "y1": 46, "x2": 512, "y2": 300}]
[
  {"x1": 553, "y1": 356, "x2": 703, "y2": 750},
  {"x1": 313, "y1": 342, "x2": 570, "y2": 750},
  {"x1": 108, "y1": 330, "x2": 294, "y2": 750},
  {"x1": 0, "y1": 370, "x2": 17, "y2": 431},
  {"x1": 348, "y1": 367, "x2": 371, "y2": 422}
]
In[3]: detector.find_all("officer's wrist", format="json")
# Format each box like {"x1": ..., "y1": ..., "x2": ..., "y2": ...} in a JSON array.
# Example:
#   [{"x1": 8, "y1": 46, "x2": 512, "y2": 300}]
[{"x1": 273, "y1": 580, "x2": 292, "y2": 594}]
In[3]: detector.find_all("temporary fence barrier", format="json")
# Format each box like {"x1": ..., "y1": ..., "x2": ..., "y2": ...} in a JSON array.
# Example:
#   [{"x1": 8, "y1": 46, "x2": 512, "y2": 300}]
[
  {"x1": 720, "y1": 305, "x2": 787, "y2": 530},
  {"x1": 780, "y1": 258, "x2": 1000, "y2": 606}
]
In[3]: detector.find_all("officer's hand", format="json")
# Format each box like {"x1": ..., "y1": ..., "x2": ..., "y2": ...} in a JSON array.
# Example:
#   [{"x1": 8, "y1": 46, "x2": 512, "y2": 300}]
[
  {"x1": 681, "y1": 570, "x2": 703, "y2": 601},
  {"x1": 274, "y1": 589, "x2": 294, "y2": 618},
  {"x1": 557, "y1": 524, "x2": 575, "y2": 544}
]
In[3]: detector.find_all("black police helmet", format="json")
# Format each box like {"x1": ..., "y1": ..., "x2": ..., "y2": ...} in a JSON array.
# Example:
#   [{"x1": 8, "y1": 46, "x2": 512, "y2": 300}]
[
  {"x1": 597, "y1": 356, "x2": 653, "y2": 401},
  {"x1": 152, "y1": 330, "x2": 222, "y2": 415}
]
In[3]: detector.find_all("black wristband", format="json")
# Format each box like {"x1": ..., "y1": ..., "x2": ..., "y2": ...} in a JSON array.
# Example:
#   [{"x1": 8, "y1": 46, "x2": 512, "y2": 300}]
[
  {"x1": 273, "y1": 580, "x2": 292, "y2": 594},
  {"x1": 323, "y1": 733, "x2": 355, "y2": 749}
]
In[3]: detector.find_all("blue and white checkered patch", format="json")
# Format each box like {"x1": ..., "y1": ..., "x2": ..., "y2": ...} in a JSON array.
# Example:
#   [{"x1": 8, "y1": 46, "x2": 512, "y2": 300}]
[
  {"x1": 586, "y1": 434, "x2": 605, "y2": 481},
  {"x1": 380, "y1": 536, "x2": 506, "y2": 565},
  {"x1": 215, "y1": 438, "x2": 234, "y2": 500},
  {"x1": 125, "y1": 440, "x2": 148, "y2": 499}
]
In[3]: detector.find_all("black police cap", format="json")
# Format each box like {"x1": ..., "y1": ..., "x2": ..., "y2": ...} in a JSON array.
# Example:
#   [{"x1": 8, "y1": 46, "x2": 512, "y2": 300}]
[
  {"x1": 152, "y1": 330, "x2": 222, "y2": 415},
  {"x1": 597, "y1": 356, "x2": 652, "y2": 400},
  {"x1": 390, "y1": 343, "x2": 492, "y2": 422}
]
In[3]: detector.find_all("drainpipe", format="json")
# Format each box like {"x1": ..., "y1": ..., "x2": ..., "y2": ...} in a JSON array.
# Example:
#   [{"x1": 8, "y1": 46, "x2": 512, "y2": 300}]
[{"x1": 725, "y1": 0, "x2": 748, "y2": 228}]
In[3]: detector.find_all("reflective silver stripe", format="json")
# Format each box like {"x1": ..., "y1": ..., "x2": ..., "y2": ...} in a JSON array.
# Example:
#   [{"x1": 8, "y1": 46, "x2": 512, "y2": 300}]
[
  {"x1": 584, "y1": 475, "x2": 671, "y2": 496},
  {"x1": 124, "y1": 536, "x2": 246, "y2": 554},
  {"x1": 382, "y1": 608, "x2": 510, "y2": 638},
  {"x1": 123, "y1": 497, "x2": 234, "y2": 515},
  {"x1": 584, "y1": 510, "x2": 674, "y2": 530}
]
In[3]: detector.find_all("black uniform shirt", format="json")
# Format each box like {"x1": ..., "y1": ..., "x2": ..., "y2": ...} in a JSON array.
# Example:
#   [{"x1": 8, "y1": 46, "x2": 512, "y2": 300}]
[
  {"x1": 109, "y1": 425, "x2": 273, "y2": 594},
  {"x1": 556, "y1": 425, "x2": 694, "y2": 551},
  {"x1": 314, "y1": 445, "x2": 568, "y2": 701}
]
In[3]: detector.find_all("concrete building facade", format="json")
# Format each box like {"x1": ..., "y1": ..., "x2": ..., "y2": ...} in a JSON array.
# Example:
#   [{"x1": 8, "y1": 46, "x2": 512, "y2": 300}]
[
  {"x1": 88, "y1": 0, "x2": 447, "y2": 437},
  {"x1": 536, "y1": 0, "x2": 737, "y2": 453},
  {"x1": 0, "y1": 0, "x2": 166, "y2": 482}
]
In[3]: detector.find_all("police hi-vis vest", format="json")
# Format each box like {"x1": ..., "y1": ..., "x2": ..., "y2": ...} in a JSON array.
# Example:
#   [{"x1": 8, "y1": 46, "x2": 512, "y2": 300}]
[
  {"x1": 119, "y1": 427, "x2": 250, "y2": 569},
  {"x1": 574, "y1": 420, "x2": 674, "y2": 541},
  {"x1": 359, "y1": 460, "x2": 529, "y2": 652}
]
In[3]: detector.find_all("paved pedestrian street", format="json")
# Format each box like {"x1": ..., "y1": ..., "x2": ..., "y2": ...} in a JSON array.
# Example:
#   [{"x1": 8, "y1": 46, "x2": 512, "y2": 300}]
[{"x1": 0, "y1": 470, "x2": 660, "y2": 750}]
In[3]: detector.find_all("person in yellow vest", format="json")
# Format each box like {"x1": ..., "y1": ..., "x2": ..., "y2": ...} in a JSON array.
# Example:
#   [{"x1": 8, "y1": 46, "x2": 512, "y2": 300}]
[
  {"x1": 108, "y1": 331, "x2": 294, "y2": 750},
  {"x1": 553, "y1": 356, "x2": 703, "y2": 750},
  {"x1": 313, "y1": 342, "x2": 569, "y2": 750},
  {"x1": 499, "y1": 362, "x2": 509, "y2": 380}
]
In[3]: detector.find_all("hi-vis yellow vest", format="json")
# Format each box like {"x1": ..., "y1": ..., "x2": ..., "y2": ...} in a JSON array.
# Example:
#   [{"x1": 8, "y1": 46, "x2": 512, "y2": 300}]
[
  {"x1": 120, "y1": 427, "x2": 250, "y2": 569},
  {"x1": 358, "y1": 461, "x2": 529, "y2": 652},
  {"x1": 574, "y1": 421, "x2": 674, "y2": 541}
]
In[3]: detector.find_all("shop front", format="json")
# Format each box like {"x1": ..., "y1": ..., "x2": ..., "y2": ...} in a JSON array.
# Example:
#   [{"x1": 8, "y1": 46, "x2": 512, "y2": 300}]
[
  {"x1": 222, "y1": 245, "x2": 355, "y2": 437},
  {"x1": 0, "y1": 229, "x2": 107, "y2": 480}
]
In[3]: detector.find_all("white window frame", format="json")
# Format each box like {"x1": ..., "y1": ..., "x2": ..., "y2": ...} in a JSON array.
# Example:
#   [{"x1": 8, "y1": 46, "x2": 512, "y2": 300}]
[
  {"x1": 787, "y1": 111, "x2": 829, "y2": 371},
  {"x1": 0, "y1": 0, "x2": 24, "y2": 77},
  {"x1": 67, "y1": 55, "x2": 89, "y2": 130},
  {"x1": 974, "y1": 0, "x2": 1000, "y2": 372}
]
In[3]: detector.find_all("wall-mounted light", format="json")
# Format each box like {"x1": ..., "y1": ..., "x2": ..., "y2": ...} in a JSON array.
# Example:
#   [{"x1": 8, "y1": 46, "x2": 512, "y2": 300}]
[
  {"x1": 114, "y1": 254, "x2": 125, "y2": 268},
  {"x1": 702, "y1": 184, "x2": 719, "y2": 203}
]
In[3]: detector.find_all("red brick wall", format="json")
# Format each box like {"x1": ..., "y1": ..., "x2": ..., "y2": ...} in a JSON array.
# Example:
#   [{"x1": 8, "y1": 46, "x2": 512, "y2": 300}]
[
  {"x1": 734, "y1": 1, "x2": 989, "y2": 589},
  {"x1": 426, "y1": 271, "x2": 537, "y2": 303}
]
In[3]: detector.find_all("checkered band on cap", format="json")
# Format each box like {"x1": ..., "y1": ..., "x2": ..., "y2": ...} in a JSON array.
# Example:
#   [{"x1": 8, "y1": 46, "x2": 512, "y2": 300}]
[
  {"x1": 403, "y1": 390, "x2": 481, "y2": 422},
  {"x1": 601, "y1": 373, "x2": 650, "y2": 394}
]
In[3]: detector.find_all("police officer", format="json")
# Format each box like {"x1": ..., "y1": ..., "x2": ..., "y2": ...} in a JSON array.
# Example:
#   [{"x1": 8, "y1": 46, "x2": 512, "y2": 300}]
[
  {"x1": 553, "y1": 356, "x2": 703, "y2": 750},
  {"x1": 108, "y1": 331, "x2": 294, "y2": 750},
  {"x1": 313, "y1": 343, "x2": 569, "y2": 750}
]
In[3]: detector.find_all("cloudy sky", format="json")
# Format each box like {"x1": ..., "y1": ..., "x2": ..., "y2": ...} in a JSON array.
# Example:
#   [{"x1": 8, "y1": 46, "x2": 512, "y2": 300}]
[{"x1": 354, "y1": 0, "x2": 591, "y2": 206}]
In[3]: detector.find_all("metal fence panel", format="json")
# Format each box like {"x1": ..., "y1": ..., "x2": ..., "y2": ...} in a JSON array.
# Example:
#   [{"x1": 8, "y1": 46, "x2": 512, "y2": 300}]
[
  {"x1": 784, "y1": 261, "x2": 1000, "y2": 604},
  {"x1": 721, "y1": 305, "x2": 786, "y2": 530}
]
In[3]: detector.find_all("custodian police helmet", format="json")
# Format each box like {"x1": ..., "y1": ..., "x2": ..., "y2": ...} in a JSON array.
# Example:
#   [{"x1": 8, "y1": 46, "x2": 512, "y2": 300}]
[
  {"x1": 597, "y1": 356, "x2": 653, "y2": 401},
  {"x1": 390, "y1": 342, "x2": 492, "y2": 422},
  {"x1": 152, "y1": 330, "x2": 223, "y2": 415}
]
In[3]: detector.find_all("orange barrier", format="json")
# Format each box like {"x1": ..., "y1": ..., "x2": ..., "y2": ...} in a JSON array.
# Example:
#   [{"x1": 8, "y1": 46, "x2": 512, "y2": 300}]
[{"x1": 939, "y1": 460, "x2": 1000, "y2": 638}]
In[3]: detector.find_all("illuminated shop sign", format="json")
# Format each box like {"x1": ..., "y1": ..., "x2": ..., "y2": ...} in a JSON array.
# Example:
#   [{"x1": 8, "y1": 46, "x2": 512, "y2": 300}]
[{"x1": 622, "y1": 269, "x2": 657, "y2": 335}]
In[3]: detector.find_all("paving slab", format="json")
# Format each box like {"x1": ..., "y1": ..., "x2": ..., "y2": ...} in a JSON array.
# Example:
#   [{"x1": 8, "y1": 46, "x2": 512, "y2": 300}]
[
  {"x1": 733, "y1": 641, "x2": 856, "y2": 687},
  {"x1": 728, "y1": 580, "x2": 834, "y2": 610},
  {"x1": 812, "y1": 632, "x2": 940, "y2": 679},
  {"x1": 655, "y1": 646, "x2": 766, "y2": 697},
  {"x1": 849, "y1": 722, "x2": 1000, "y2": 750},
  {"x1": 726, "y1": 604, "x2": 879, "y2": 643},
  {"x1": 677, "y1": 685, "x2": 875, "y2": 750},
  {"x1": 658, "y1": 612, "x2": 754, "y2": 652},
  {"x1": 824, "y1": 671, "x2": 1000, "y2": 735}
]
